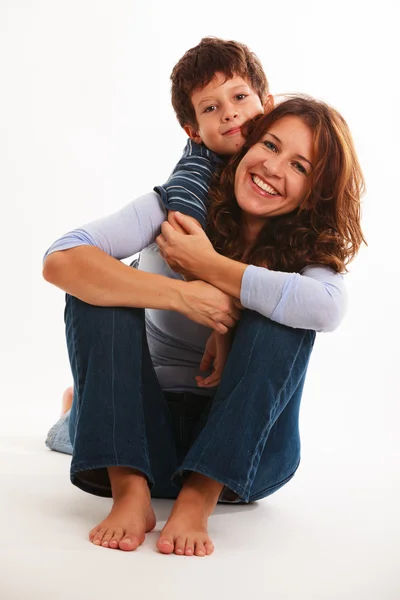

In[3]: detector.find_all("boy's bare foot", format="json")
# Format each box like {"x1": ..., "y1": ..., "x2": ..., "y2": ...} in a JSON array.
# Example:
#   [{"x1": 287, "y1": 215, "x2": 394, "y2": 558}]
[
  {"x1": 89, "y1": 467, "x2": 156, "y2": 551},
  {"x1": 61, "y1": 386, "x2": 73, "y2": 415},
  {"x1": 157, "y1": 472, "x2": 223, "y2": 557}
]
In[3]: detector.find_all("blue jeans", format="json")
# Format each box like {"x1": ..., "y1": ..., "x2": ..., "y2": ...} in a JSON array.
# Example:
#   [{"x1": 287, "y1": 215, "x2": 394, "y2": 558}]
[{"x1": 46, "y1": 294, "x2": 315, "y2": 503}]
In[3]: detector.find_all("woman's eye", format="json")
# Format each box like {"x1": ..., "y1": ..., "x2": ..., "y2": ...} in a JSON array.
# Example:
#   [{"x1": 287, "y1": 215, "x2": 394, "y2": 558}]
[
  {"x1": 293, "y1": 162, "x2": 307, "y2": 174},
  {"x1": 263, "y1": 140, "x2": 277, "y2": 152},
  {"x1": 204, "y1": 105, "x2": 217, "y2": 113}
]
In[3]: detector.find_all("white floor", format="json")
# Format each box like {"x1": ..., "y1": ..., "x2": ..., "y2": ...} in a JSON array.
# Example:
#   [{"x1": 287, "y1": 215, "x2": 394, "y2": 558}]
[{"x1": 1, "y1": 437, "x2": 398, "y2": 600}]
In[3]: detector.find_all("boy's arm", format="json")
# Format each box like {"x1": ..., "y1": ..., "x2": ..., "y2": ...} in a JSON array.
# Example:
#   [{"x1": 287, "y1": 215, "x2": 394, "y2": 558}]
[{"x1": 154, "y1": 139, "x2": 220, "y2": 231}]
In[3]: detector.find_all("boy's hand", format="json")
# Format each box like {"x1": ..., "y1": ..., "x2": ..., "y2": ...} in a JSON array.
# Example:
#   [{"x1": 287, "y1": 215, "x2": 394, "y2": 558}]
[{"x1": 196, "y1": 330, "x2": 234, "y2": 388}]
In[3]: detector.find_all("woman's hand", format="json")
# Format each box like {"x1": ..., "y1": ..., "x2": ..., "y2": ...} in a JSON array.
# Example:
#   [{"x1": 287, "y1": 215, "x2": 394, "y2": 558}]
[
  {"x1": 196, "y1": 330, "x2": 234, "y2": 388},
  {"x1": 156, "y1": 212, "x2": 215, "y2": 278},
  {"x1": 177, "y1": 280, "x2": 241, "y2": 334}
]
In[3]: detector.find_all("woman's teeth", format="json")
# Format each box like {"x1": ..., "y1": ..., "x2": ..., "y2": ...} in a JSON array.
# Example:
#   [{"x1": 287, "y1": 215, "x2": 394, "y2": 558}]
[{"x1": 252, "y1": 175, "x2": 279, "y2": 195}]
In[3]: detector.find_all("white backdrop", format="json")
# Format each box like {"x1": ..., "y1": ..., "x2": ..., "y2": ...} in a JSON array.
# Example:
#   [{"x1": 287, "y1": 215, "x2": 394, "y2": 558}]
[{"x1": 0, "y1": 0, "x2": 398, "y2": 463}]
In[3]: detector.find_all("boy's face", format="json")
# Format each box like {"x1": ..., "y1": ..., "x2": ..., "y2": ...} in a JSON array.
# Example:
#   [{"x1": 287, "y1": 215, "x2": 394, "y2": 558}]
[{"x1": 184, "y1": 72, "x2": 270, "y2": 156}]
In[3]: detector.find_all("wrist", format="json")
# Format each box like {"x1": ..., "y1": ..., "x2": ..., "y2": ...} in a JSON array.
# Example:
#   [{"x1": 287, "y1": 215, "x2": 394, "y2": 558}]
[
  {"x1": 191, "y1": 249, "x2": 221, "y2": 281},
  {"x1": 169, "y1": 279, "x2": 190, "y2": 313}
]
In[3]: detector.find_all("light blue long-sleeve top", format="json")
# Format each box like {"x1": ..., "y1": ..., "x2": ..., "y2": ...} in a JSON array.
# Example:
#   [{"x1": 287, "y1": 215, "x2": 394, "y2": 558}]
[{"x1": 44, "y1": 192, "x2": 347, "y2": 394}]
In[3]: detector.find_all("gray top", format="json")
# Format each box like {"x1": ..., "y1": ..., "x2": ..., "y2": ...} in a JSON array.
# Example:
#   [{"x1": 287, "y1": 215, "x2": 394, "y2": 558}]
[{"x1": 44, "y1": 192, "x2": 347, "y2": 393}]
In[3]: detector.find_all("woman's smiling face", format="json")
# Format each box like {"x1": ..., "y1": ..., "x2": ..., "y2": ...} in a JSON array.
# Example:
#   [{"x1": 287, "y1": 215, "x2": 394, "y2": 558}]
[{"x1": 234, "y1": 115, "x2": 314, "y2": 227}]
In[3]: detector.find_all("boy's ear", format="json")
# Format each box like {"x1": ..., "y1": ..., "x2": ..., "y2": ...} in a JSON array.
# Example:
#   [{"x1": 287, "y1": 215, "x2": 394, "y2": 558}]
[
  {"x1": 183, "y1": 124, "x2": 203, "y2": 145},
  {"x1": 263, "y1": 94, "x2": 274, "y2": 113}
]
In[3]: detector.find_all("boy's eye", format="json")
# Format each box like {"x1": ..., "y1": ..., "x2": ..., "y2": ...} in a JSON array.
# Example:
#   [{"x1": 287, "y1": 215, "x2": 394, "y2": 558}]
[
  {"x1": 293, "y1": 162, "x2": 307, "y2": 174},
  {"x1": 204, "y1": 105, "x2": 217, "y2": 113},
  {"x1": 235, "y1": 94, "x2": 247, "y2": 100},
  {"x1": 262, "y1": 140, "x2": 277, "y2": 152}
]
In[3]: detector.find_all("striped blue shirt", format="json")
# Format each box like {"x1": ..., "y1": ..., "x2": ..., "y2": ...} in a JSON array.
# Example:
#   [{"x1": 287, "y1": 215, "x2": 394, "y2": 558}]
[{"x1": 154, "y1": 139, "x2": 223, "y2": 229}]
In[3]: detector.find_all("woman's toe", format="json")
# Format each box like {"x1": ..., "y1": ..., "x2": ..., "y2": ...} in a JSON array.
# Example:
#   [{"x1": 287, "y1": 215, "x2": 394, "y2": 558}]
[
  {"x1": 194, "y1": 540, "x2": 206, "y2": 557},
  {"x1": 119, "y1": 532, "x2": 141, "y2": 551},
  {"x1": 174, "y1": 536, "x2": 186, "y2": 555},
  {"x1": 109, "y1": 527, "x2": 124, "y2": 549},
  {"x1": 101, "y1": 529, "x2": 115, "y2": 547},
  {"x1": 157, "y1": 534, "x2": 175, "y2": 554},
  {"x1": 184, "y1": 537, "x2": 195, "y2": 556},
  {"x1": 205, "y1": 540, "x2": 214, "y2": 555},
  {"x1": 91, "y1": 528, "x2": 106, "y2": 546}
]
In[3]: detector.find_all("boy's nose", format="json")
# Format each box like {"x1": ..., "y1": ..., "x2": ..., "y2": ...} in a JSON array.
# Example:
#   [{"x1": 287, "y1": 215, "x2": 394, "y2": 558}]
[{"x1": 222, "y1": 107, "x2": 239, "y2": 122}]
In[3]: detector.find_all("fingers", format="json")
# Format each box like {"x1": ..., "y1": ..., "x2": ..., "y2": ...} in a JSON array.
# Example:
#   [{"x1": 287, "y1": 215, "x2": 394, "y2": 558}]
[
  {"x1": 199, "y1": 349, "x2": 213, "y2": 372},
  {"x1": 233, "y1": 298, "x2": 245, "y2": 310},
  {"x1": 156, "y1": 221, "x2": 176, "y2": 251},
  {"x1": 196, "y1": 373, "x2": 221, "y2": 388},
  {"x1": 229, "y1": 307, "x2": 242, "y2": 321},
  {"x1": 219, "y1": 314, "x2": 237, "y2": 329},
  {"x1": 155, "y1": 233, "x2": 166, "y2": 252},
  {"x1": 174, "y1": 212, "x2": 203, "y2": 234},
  {"x1": 167, "y1": 211, "x2": 188, "y2": 234},
  {"x1": 160, "y1": 220, "x2": 175, "y2": 237},
  {"x1": 214, "y1": 322, "x2": 228, "y2": 334}
]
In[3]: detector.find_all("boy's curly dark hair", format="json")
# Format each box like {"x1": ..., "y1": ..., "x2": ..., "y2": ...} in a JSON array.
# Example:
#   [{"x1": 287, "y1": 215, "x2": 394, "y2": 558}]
[
  {"x1": 171, "y1": 36, "x2": 269, "y2": 129},
  {"x1": 207, "y1": 96, "x2": 366, "y2": 273}
]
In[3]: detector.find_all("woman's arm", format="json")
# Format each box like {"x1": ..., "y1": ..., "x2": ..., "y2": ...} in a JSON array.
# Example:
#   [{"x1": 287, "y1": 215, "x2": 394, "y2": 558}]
[
  {"x1": 42, "y1": 193, "x2": 239, "y2": 332},
  {"x1": 43, "y1": 245, "x2": 187, "y2": 309},
  {"x1": 239, "y1": 265, "x2": 346, "y2": 332},
  {"x1": 43, "y1": 192, "x2": 167, "y2": 261},
  {"x1": 156, "y1": 213, "x2": 347, "y2": 333}
]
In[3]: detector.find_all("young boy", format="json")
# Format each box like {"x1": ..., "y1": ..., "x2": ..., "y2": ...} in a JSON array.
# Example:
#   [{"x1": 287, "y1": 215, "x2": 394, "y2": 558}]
[{"x1": 155, "y1": 36, "x2": 272, "y2": 232}]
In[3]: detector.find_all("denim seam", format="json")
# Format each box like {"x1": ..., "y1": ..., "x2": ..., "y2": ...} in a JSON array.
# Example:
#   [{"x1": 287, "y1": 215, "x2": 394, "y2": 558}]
[
  {"x1": 70, "y1": 298, "x2": 83, "y2": 444},
  {"x1": 140, "y1": 328, "x2": 152, "y2": 469},
  {"x1": 187, "y1": 322, "x2": 263, "y2": 499},
  {"x1": 111, "y1": 309, "x2": 119, "y2": 465},
  {"x1": 245, "y1": 330, "x2": 309, "y2": 494}
]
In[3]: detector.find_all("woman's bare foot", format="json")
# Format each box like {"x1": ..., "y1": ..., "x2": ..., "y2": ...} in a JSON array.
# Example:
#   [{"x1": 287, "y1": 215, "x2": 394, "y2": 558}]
[
  {"x1": 157, "y1": 472, "x2": 223, "y2": 557},
  {"x1": 89, "y1": 467, "x2": 156, "y2": 551},
  {"x1": 61, "y1": 386, "x2": 73, "y2": 415}
]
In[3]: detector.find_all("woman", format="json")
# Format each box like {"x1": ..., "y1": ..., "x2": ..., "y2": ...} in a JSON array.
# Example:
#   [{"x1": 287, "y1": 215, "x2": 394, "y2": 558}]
[{"x1": 43, "y1": 96, "x2": 365, "y2": 557}]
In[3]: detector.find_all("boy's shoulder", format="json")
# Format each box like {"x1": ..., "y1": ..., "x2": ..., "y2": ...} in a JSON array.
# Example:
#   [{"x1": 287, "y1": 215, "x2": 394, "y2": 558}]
[{"x1": 181, "y1": 139, "x2": 223, "y2": 164}]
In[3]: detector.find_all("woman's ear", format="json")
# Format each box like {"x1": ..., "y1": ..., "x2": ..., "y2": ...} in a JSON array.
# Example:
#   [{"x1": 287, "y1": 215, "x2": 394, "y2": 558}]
[
  {"x1": 183, "y1": 124, "x2": 203, "y2": 145},
  {"x1": 263, "y1": 94, "x2": 274, "y2": 113}
]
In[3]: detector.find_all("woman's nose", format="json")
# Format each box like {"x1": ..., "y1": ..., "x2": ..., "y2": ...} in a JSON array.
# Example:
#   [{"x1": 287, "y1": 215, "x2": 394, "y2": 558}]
[{"x1": 263, "y1": 157, "x2": 284, "y2": 178}]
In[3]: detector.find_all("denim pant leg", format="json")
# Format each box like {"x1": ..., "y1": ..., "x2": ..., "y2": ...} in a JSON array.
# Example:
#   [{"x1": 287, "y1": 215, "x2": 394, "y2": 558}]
[
  {"x1": 45, "y1": 410, "x2": 73, "y2": 455},
  {"x1": 246, "y1": 369, "x2": 307, "y2": 501},
  {"x1": 176, "y1": 310, "x2": 316, "y2": 502},
  {"x1": 64, "y1": 294, "x2": 180, "y2": 498}
]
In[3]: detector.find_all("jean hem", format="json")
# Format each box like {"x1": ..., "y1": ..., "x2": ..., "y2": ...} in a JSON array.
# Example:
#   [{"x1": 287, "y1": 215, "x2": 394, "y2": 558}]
[
  {"x1": 248, "y1": 459, "x2": 301, "y2": 502},
  {"x1": 173, "y1": 457, "x2": 301, "y2": 504},
  {"x1": 173, "y1": 463, "x2": 249, "y2": 503},
  {"x1": 71, "y1": 459, "x2": 154, "y2": 498}
]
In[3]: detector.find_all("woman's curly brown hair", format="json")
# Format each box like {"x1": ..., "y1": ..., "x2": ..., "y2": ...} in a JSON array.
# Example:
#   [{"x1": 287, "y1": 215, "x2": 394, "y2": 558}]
[{"x1": 207, "y1": 95, "x2": 366, "y2": 273}]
